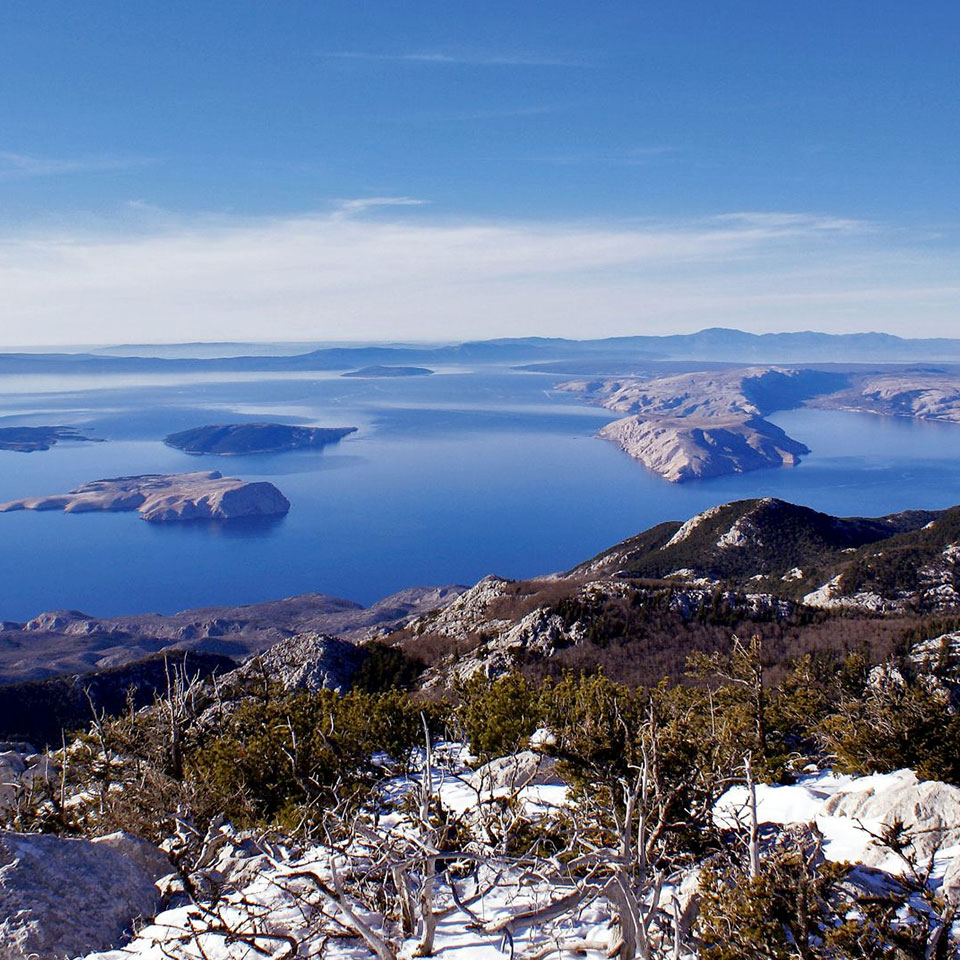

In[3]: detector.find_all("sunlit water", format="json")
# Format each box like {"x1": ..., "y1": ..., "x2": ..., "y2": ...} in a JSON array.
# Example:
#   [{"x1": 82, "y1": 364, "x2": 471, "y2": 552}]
[{"x1": 2, "y1": 366, "x2": 960, "y2": 621}]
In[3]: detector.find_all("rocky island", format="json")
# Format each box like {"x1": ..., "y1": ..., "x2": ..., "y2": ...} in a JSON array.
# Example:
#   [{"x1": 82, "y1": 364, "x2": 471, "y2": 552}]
[
  {"x1": 342, "y1": 365, "x2": 434, "y2": 378},
  {"x1": 0, "y1": 471, "x2": 290, "y2": 522},
  {"x1": 164, "y1": 422, "x2": 357, "y2": 455},
  {"x1": 559, "y1": 367, "x2": 831, "y2": 482},
  {"x1": 598, "y1": 415, "x2": 810, "y2": 482},
  {"x1": 0, "y1": 425, "x2": 102, "y2": 453}
]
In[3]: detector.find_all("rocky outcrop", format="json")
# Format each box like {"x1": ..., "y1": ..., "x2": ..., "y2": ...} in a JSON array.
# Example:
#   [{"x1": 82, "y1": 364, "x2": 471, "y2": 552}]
[
  {"x1": 0, "y1": 830, "x2": 169, "y2": 959},
  {"x1": 0, "y1": 471, "x2": 290, "y2": 522},
  {"x1": 598, "y1": 415, "x2": 809, "y2": 482},
  {"x1": 164, "y1": 423, "x2": 357, "y2": 455},
  {"x1": 227, "y1": 632, "x2": 368, "y2": 694},
  {"x1": 410, "y1": 576, "x2": 515, "y2": 642},
  {"x1": 0, "y1": 744, "x2": 54, "y2": 815}
]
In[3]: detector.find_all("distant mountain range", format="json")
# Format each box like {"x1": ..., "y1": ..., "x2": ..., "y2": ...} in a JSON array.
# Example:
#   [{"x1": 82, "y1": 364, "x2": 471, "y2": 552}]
[{"x1": 4, "y1": 328, "x2": 960, "y2": 373}]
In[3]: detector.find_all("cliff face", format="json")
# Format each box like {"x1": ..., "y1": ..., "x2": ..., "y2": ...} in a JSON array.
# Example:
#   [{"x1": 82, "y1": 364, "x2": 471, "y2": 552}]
[
  {"x1": 597, "y1": 415, "x2": 809, "y2": 482},
  {"x1": 0, "y1": 471, "x2": 291, "y2": 522}
]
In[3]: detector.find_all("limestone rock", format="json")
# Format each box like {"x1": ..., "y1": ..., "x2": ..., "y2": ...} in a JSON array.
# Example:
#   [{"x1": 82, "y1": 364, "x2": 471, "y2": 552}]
[{"x1": 0, "y1": 830, "x2": 169, "y2": 959}]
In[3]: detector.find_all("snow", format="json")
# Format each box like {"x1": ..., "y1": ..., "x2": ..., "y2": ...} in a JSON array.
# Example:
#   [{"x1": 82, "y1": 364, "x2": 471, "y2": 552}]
[{"x1": 84, "y1": 754, "x2": 960, "y2": 960}]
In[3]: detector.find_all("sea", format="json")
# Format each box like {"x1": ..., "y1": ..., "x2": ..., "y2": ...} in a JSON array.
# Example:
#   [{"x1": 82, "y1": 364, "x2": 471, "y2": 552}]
[{"x1": 2, "y1": 363, "x2": 960, "y2": 622}]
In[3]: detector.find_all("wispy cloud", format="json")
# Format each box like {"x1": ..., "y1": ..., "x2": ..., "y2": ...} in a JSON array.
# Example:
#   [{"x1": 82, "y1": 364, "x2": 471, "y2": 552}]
[
  {"x1": 0, "y1": 207, "x2": 955, "y2": 345},
  {"x1": 0, "y1": 151, "x2": 151, "y2": 180},
  {"x1": 321, "y1": 50, "x2": 586, "y2": 67},
  {"x1": 330, "y1": 196, "x2": 426, "y2": 221}
]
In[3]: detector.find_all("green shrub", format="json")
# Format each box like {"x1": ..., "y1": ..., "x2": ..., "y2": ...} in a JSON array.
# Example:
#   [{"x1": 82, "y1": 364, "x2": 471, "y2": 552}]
[
  {"x1": 821, "y1": 681, "x2": 960, "y2": 784},
  {"x1": 455, "y1": 672, "x2": 546, "y2": 762},
  {"x1": 188, "y1": 687, "x2": 429, "y2": 826}
]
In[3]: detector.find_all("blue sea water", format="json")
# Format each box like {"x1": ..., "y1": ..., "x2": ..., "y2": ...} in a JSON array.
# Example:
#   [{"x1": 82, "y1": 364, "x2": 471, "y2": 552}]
[{"x1": 2, "y1": 366, "x2": 960, "y2": 622}]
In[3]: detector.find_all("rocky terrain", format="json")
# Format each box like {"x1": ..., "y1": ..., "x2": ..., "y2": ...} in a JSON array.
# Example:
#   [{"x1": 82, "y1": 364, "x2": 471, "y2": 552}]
[
  {"x1": 2, "y1": 491, "x2": 960, "y2": 958},
  {"x1": 0, "y1": 425, "x2": 102, "y2": 452},
  {"x1": 813, "y1": 370, "x2": 960, "y2": 423},
  {"x1": 164, "y1": 423, "x2": 357, "y2": 455},
  {"x1": 341, "y1": 365, "x2": 433, "y2": 378},
  {"x1": 0, "y1": 471, "x2": 290, "y2": 522},
  {"x1": 367, "y1": 497, "x2": 958, "y2": 688}
]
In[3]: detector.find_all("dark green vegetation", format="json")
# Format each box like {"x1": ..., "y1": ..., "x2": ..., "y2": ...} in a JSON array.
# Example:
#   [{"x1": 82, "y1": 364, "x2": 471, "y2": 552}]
[
  {"x1": 0, "y1": 425, "x2": 101, "y2": 452},
  {"x1": 0, "y1": 652, "x2": 236, "y2": 747},
  {"x1": 164, "y1": 422, "x2": 357, "y2": 455}
]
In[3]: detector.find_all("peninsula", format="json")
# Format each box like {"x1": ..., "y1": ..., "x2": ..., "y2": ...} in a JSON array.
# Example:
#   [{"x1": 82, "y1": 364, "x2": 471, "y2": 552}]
[
  {"x1": 164, "y1": 423, "x2": 357, "y2": 455},
  {"x1": 0, "y1": 426, "x2": 102, "y2": 453},
  {"x1": 0, "y1": 471, "x2": 290, "y2": 522}
]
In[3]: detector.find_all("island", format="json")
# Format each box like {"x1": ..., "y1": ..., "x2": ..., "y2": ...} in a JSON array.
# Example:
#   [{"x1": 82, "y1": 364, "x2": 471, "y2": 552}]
[
  {"x1": 341, "y1": 365, "x2": 434, "y2": 378},
  {"x1": 558, "y1": 367, "x2": 832, "y2": 482},
  {"x1": 0, "y1": 471, "x2": 290, "y2": 522},
  {"x1": 598, "y1": 415, "x2": 810, "y2": 482},
  {"x1": 164, "y1": 423, "x2": 357, "y2": 455},
  {"x1": 0, "y1": 426, "x2": 102, "y2": 453}
]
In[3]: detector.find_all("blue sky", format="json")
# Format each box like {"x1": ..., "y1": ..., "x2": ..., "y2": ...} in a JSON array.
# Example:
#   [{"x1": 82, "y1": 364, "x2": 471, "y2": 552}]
[{"x1": 1, "y1": 1, "x2": 958, "y2": 344}]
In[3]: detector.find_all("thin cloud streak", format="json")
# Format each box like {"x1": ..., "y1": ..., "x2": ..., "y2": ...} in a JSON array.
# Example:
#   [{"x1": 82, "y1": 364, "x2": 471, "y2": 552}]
[
  {"x1": 0, "y1": 151, "x2": 152, "y2": 180},
  {"x1": 0, "y1": 209, "x2": 955, "y2": 345}
]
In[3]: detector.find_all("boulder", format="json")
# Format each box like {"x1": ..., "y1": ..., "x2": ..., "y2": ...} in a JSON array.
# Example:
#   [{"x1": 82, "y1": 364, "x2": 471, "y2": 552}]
[
  {"x1": 819, "y1": 770, "x2": 960, "y2": 864},
  {"x1": 0, "y1": 830, "x2": 169, "y2": 959},
  {"x1": 470, "y1": 751, "x2": 559, "y2": 792}
]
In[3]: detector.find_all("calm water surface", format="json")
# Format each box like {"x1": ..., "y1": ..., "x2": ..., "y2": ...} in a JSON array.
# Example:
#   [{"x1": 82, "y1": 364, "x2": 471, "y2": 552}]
[{"x1": 2, "y1": 367, "x2": 960, "y2": 621}]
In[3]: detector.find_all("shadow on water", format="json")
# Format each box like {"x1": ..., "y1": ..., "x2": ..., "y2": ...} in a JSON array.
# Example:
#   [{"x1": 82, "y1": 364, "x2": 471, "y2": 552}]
[{"x1": 142, "y1": 513, "x2": 288, "y2": 540}]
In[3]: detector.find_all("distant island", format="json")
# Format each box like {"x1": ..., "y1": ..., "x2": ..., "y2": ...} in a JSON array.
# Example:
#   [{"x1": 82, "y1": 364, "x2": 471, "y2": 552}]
[
  {"x1": 0, "y1": 471, "x2": 290, "y2": 522},
  {"x1": 164, "y1": 422, "x2": 357, "y2": 455},
  {"x1": 0, "y1": 426, "x2": 102, "y2": 453},
  {"x1": 341, "y1": 365, "x2": 434, "y2": 378}
]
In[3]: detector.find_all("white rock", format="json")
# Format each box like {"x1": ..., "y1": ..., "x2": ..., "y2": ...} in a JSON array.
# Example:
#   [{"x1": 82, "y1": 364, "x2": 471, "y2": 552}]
[
  {"x1": 819, "y1": 770, "x2": 960, "y2": 865},
  {"x1": 0, "y1": 830, "x2": 169, "y2": 959},
  {"x1": 470, "y1": 751, "x2": 560, "y2": 792}
]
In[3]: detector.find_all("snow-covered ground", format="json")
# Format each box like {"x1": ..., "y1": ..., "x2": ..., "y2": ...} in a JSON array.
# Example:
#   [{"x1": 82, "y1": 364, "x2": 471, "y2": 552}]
[{"x1": 86, "y1": 754, "x2": 960, "y2": 959}]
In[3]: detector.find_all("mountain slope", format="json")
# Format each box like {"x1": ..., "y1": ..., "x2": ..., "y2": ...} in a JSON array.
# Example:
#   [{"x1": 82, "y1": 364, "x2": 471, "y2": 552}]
[{"x1": 578, "y1": 498, "x2": 938, "y2": 592}]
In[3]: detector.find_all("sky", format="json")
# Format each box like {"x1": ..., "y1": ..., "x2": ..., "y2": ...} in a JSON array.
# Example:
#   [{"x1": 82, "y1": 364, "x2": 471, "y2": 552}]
[{"x1": 0, "y1": 1, "x2": 958, "y2": 346}]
